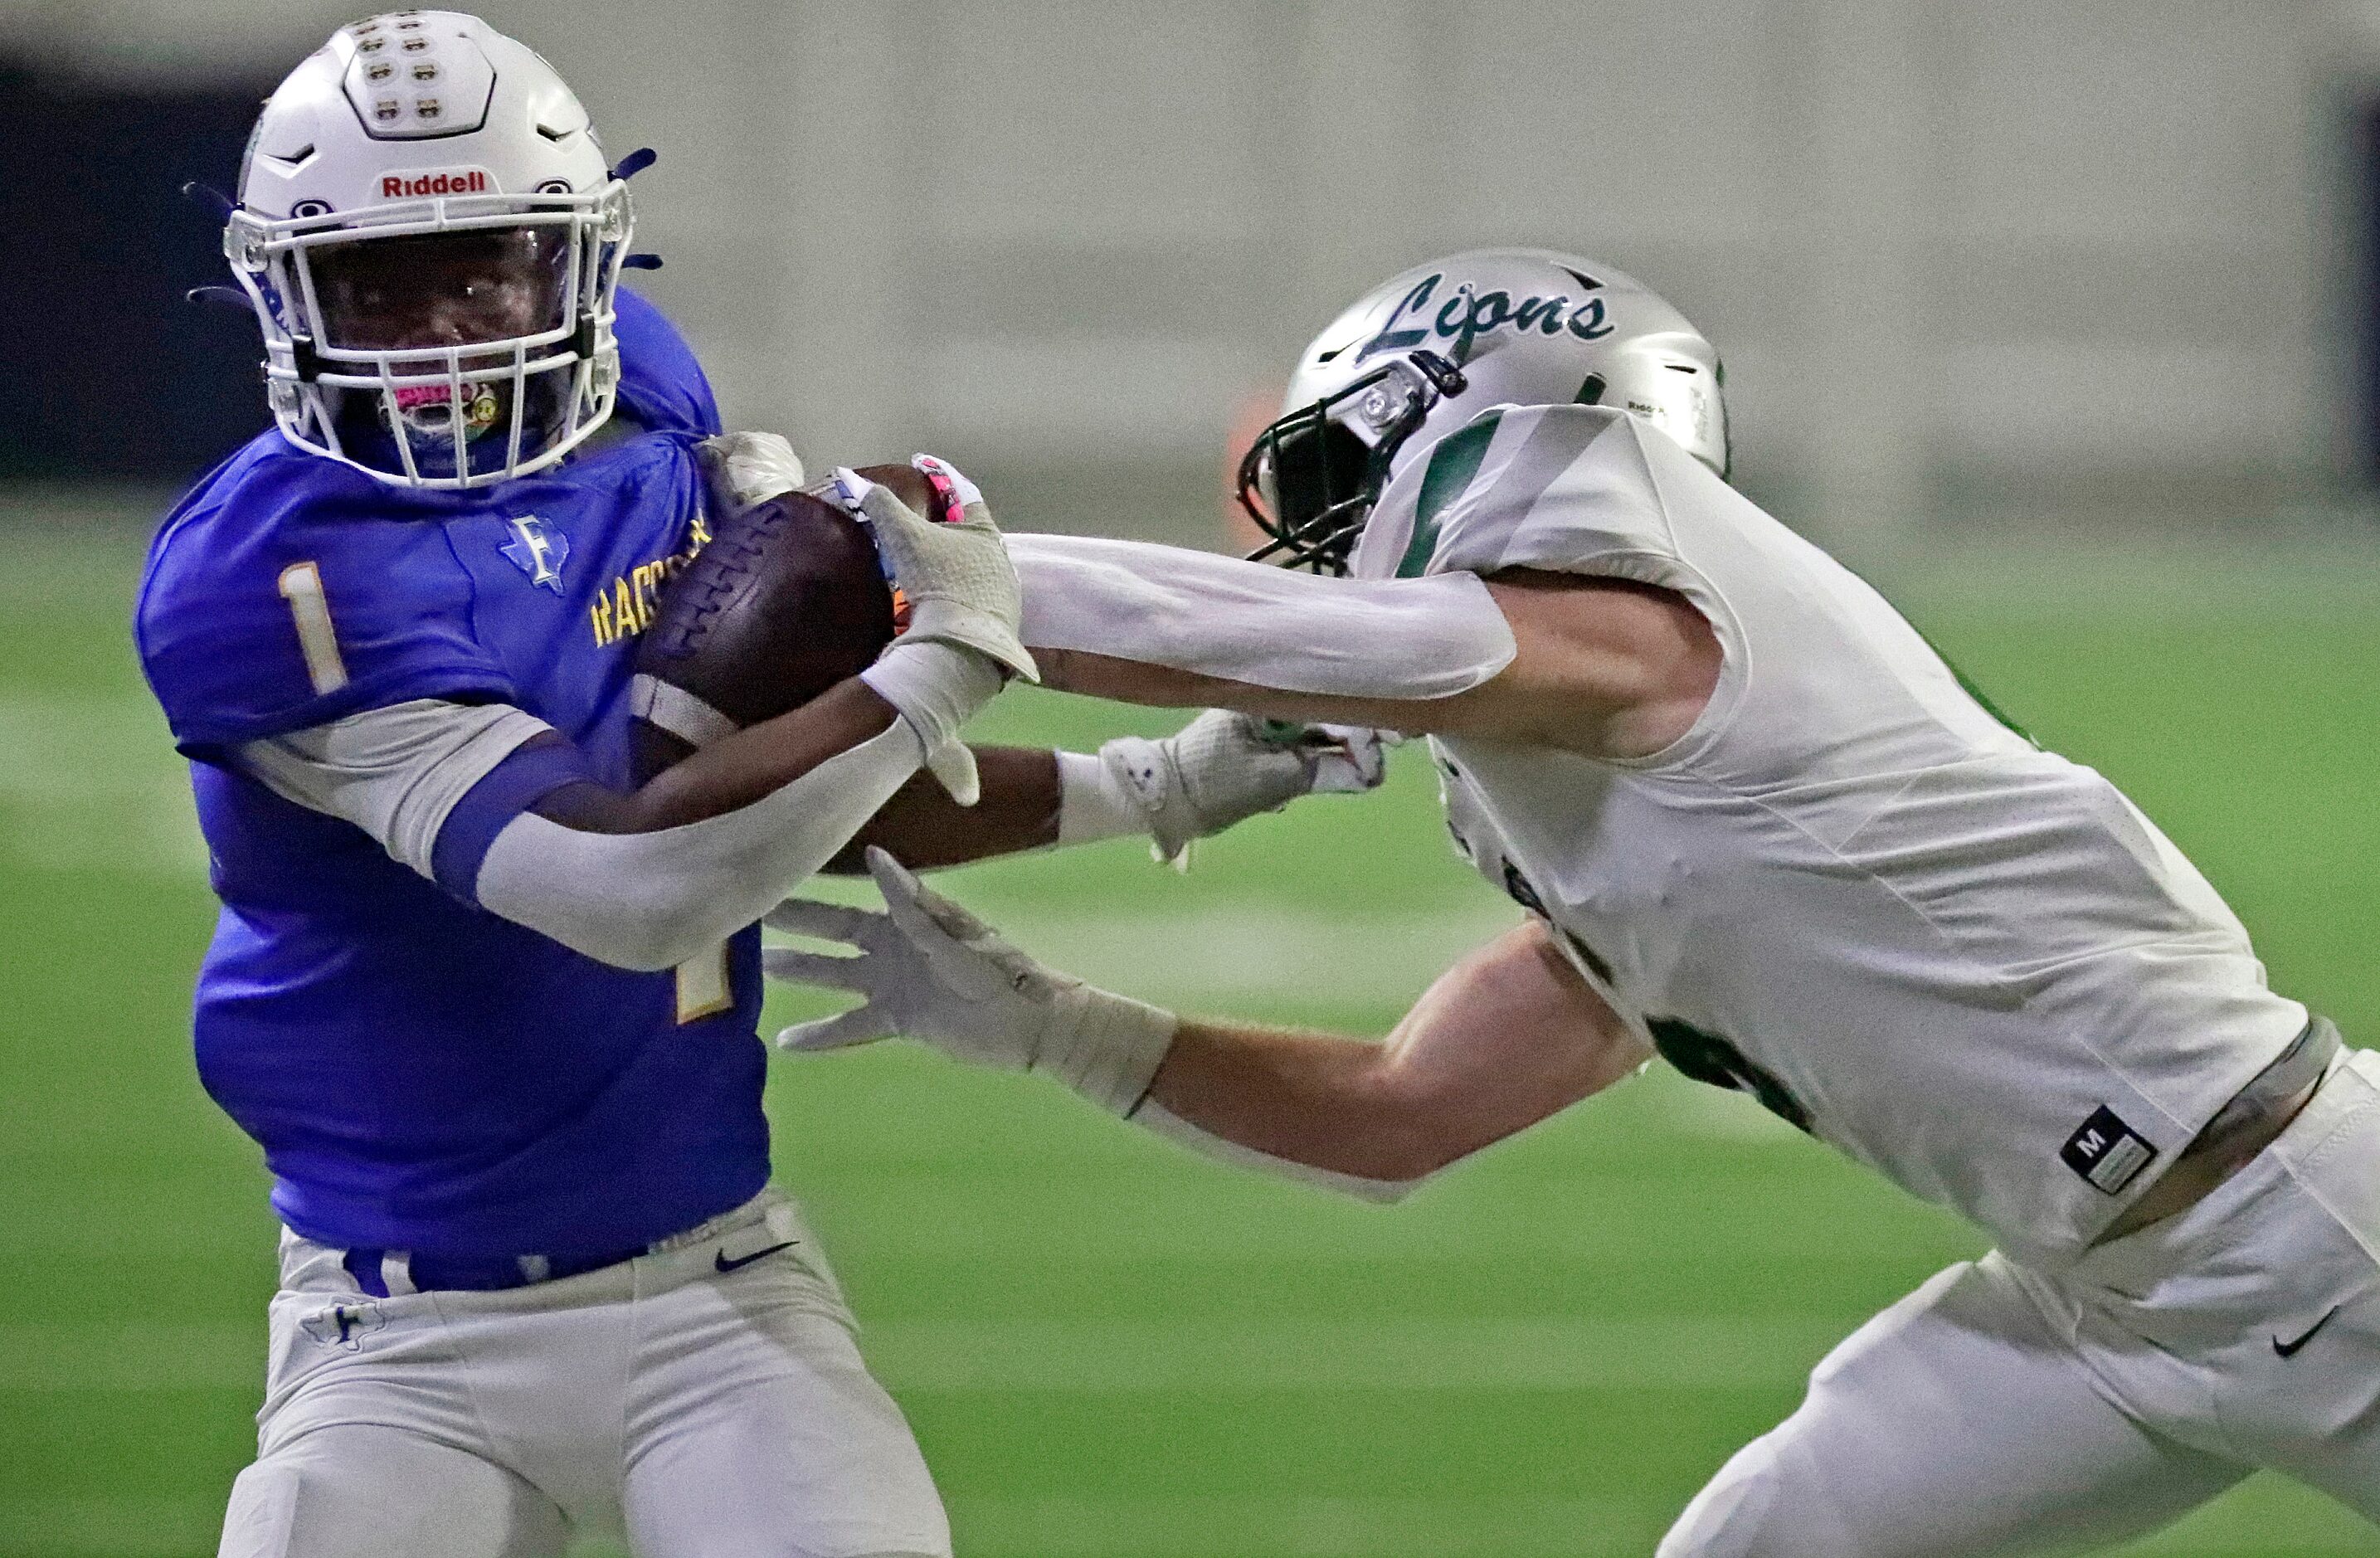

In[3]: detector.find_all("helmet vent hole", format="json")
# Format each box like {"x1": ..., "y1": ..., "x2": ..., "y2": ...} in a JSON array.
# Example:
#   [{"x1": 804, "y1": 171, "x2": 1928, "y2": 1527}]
[
  {"x1": 1560, "y1": 266, "x2": 1602, "y2": 291},
  {"x1": 1574, "y1": 373, "x2": 1607, "y2": 407},
  {"x1": 1666, "y1": 363, "x2": 1699, "y2": 374},
  {"x1": 536, "y1": 121, "x2": 572, "y2": 142}
]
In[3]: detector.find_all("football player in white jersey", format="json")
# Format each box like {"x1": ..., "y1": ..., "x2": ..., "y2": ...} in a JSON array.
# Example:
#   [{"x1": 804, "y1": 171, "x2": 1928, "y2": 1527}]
[{"x1": 771, "y1": 250, "x2": 2380, "y2": 1554}]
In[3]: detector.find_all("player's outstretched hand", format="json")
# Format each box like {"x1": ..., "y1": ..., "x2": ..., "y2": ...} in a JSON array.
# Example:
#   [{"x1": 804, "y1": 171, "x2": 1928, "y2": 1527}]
[
  {"x1": 1102, "y1": 712, "x2": 1394, "y2": 863},
  {"x1": 763, "y1": 847, "x2": 1175, "y2": 1116},
  {"x1": 828, "y1": 457, "x2": 1038, "y2": 684}
]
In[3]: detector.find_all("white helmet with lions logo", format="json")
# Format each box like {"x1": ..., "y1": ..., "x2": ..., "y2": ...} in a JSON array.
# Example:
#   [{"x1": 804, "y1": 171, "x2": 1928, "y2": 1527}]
[
  {"x1": 226, "y1": 10, "x2": 629, "y2": 487},
  {"x1": 1238, "y1": 249, "x2": 1727, "y2": 572}
]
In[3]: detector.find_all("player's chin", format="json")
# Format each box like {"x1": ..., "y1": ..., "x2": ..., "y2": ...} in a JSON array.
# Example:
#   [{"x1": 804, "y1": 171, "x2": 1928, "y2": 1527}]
[{"x1": 348, "y1": 380, "x2": 558, "y2": 479}]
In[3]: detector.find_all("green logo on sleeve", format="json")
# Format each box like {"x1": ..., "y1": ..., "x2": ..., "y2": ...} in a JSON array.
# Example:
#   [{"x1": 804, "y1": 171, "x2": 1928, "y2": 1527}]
[{"x1": 1397, "y1": 411, "x2": 1502, "y2": 578}]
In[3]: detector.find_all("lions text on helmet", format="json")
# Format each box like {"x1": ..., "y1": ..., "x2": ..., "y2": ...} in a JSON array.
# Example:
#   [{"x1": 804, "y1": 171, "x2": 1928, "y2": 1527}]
[
  {"x1": 1239, "y1": 249, "x2": 1729, "y2": 572},
  {"x1": 224, "y1": 11, "x2": 630, "y2": 489}
]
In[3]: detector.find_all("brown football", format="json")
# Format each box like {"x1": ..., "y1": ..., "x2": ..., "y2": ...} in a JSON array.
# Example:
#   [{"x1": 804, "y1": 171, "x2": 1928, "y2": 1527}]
[{"x1": 628, "y1": 465, "x2": 948, "y2": 779}]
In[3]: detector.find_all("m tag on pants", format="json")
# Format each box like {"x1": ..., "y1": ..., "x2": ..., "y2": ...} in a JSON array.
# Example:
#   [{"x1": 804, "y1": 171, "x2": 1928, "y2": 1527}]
[{"x1": 2061, "y1": 1106, "x2": 2158, "y2": 1195}]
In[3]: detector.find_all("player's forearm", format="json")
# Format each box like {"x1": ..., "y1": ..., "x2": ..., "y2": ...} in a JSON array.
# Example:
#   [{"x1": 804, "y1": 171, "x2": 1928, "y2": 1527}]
[
  {"x1": 1147, "y1": 920, "x2": 1650, "y2": 1181},
  {"x1": 1011, "y1": 533, "x2": 1515, "y2": 724},
  {"x1": 478, "y1": 720, "x2": 926, "y2": 971},
  {"x1": 1036, "y1": 646, "x2": 1494, "y2": 737},
  {"x1": 824, "y1": 747, "x2": 1062, "y2": 873},
  {"x1": 1145, "y1": 1021, "x2": 1449, "y2": 1183},
  {"x1": 533, "y1": 678, "x2": 901, "y2": 834},
  {"x1": 1015, "y1": 534, "x2": 1716, "y2": 757}
]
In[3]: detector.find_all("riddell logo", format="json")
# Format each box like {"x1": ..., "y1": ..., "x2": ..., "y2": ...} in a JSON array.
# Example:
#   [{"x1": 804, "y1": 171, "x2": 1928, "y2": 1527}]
[{"x1": 381, "y1": 168, "x2": 494, "y2": 198}]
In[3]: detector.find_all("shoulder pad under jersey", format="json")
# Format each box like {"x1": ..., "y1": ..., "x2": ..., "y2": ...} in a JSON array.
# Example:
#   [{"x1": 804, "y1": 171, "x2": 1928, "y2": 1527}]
[
  {"x1": 136, "y1": 437, "x2": 517, "y2": 760},
  {"x1": 613, "y1": 286, "x2": 723, "y2": 439},
  {"x1": 1363, "y1": 403, "x2": 1682, "y2": 582}
]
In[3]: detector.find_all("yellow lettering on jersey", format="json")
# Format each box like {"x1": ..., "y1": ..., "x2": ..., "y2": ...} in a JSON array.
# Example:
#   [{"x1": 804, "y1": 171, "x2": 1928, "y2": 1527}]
[
  {"x1": 631, "y1": 562, "x2": 657, "y2": 629},
  {"x1": 588, "y1": 521, "x2": 715, "y2": 650},
  {"x1": 674, "y1": 942, "x2": 732, "y2": 1023}
]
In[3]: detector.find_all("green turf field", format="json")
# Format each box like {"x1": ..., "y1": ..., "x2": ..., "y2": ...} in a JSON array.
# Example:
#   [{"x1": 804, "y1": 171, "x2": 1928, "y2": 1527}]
[{"x1": 2, "y1": 522, "x2": 2375, "y2": 1557}]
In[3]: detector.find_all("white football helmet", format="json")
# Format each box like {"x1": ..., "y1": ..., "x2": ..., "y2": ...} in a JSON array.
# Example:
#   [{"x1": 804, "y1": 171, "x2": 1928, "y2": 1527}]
[
  {"x1": 225, "y1": 11, "x2": 629, "y2": 488},
  {"x1": 1238, "y1": 249, "x2": 1728, "y2": 572}
]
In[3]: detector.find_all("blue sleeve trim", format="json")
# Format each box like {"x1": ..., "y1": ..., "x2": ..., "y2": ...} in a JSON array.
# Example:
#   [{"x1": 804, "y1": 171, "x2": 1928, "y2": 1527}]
[{"x1": 431, "y1": 739, "x2": 598, "y2": 904}]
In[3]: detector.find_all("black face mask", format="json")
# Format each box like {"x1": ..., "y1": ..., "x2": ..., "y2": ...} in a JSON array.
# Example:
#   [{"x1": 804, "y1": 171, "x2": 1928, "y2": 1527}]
[{"x1": 1235, "y1": 351, "x2": 1466, "y2": 575}]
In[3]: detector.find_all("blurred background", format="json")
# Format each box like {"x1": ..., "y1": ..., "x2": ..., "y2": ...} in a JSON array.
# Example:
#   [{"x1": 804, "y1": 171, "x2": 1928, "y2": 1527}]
[{"x1": 2, "y1": 2, "x2": 2378, "y2": 1555}]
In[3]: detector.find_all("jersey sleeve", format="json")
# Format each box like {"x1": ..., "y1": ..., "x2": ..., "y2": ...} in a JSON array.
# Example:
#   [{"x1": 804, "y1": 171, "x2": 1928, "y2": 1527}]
[
  {"x1": 136, "y1": 452, "x2": 520, "y2": 760},
  {"x1": 1361, "y1": 403, "x2": 1688, "y2": 586}
]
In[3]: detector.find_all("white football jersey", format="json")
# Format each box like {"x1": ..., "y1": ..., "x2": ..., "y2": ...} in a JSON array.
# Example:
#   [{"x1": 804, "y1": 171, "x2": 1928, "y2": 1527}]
[{"x1": 1350, "y1": 404, "x2": 2307, "y2": 1267}]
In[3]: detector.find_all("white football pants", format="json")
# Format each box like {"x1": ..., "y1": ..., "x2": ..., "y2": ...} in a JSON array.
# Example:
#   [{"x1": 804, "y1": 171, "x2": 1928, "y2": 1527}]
[
  {"x1": 215, "y1": 1188, "x2": 949, "y2": 1558},
  {"x1": 1662, "y1": 1048, "x2": 2380, "y2": 1557}
]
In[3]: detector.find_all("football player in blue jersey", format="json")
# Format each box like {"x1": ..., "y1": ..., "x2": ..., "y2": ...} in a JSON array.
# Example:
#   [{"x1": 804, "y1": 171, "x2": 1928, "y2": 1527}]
[{"x1": 134, "y1": 14, "x2": 1034, "y2": 1556}]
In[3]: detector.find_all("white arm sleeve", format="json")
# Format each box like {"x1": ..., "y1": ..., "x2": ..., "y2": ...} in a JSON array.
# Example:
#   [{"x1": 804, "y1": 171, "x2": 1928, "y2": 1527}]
[
  {"x1": 476, "y1": 721, "x2": 922, "y2": 971},
  {"x1": 240, "y1": 699, "x2": 556, "y2": 877},
  {"x1": 241, "y1": 698, "x2": 928, "y2": 972},
  {"x1": 1006, "y1": 533, "x2": 1516, "y2": 699}
]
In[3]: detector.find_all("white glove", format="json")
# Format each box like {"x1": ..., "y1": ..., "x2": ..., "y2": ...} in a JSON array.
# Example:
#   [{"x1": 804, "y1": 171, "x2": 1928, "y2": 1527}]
[
  {"x1": 695, "y1": 430, "x2": 806, "y2": 514},
  {"x1": 827, "y1": 458, "x2": 1038, "y2": 684},
  {"x1": 1088, "y1": 712, "x2": 1394, "y2": 862},
  {"x1": 829, "y1": 456, "x2": 1034, "y2": 805},
  {"x1": 764, "y1": 847, "x2": 1177, "y2": 1116}
]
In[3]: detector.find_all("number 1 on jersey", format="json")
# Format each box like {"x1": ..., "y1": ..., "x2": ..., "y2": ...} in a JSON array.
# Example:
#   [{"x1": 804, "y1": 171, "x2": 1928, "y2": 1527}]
[
  {"x1": 675, "y1": 943, "x2": 732, "y2": 1023},
  {"x1": 277, "y1": 562, "x2": 350, "y2": 695}
]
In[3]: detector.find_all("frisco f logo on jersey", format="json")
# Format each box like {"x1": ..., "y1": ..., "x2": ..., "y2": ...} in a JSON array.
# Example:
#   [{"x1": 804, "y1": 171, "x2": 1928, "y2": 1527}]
[{"x1": 500, "y1": 515, "x2": 569, "y2": 592}]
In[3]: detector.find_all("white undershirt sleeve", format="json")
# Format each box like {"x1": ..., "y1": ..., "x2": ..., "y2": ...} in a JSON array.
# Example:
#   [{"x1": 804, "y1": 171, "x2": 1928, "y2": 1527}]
[
  {"x1": 240, "y1": 699, "x2": 555, "y2": 878},
  {"x1": 475, "y1": 722, "x2": 922, "y2": 971},
  {"x1": 1006, "y1": 533, "x2": 1516, "y2": 700},
  {"x1": 240, "y1": 698, "x2": 931, "y2": 972}
]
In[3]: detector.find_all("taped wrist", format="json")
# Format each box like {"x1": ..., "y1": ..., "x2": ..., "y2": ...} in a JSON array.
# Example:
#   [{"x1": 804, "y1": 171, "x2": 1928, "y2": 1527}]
[
  {"x1": 1034, "y1": 983, "x2": 1180, "y2": 1115},
  {"x1": 859, "y1": 640, "x2": 1001, "y2": 756},
  {"x1": 1127, "y1": 1098, "x2": 1426, "y2": 1203},
  {"x1": 1055, "y1": 749, "x2": 1149, "y2": 845}
]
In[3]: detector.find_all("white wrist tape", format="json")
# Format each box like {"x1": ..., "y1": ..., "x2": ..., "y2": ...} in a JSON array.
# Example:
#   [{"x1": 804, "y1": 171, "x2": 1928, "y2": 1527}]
[
  {"x1": 1055, "y1": 748, "x2": 1148, "y2": 845},
  {"x1": 1128, "y1": 1098, "x2": 1426, "y2": 1204},
  {"x1": 1007, "y1": 533, "x2": 1515, "y2": 699},
  {"x1": 477, "y1": 721, "x2": 922, "y2": 971},
  {"x1": 859, "y1": 638, "x2": 1003, "y2": 805},
  {"x1": 1037, "y1": 985, "x2": 1180, "y2": 1116}
]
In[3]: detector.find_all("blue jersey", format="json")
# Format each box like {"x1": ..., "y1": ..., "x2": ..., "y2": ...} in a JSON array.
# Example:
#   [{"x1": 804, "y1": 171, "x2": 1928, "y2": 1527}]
[{"x1": 134, "y1": 290, "x2": 771, "y2": 1260}]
